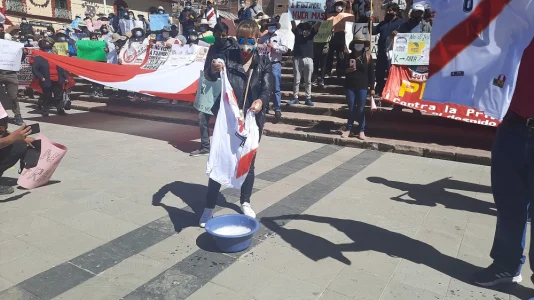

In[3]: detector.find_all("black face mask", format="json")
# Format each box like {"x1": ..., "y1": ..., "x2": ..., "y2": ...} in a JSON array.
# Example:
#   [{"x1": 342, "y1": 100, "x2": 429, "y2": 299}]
[
  {"x1": 215, "y1": 37, "x2": 227, "y2": 46},
  {"x1": 124, "y1": 14, "x2": 129, "y2": 19},
  {"x1": 385, "y1": 13, "x2": 396, "y2": 20}
]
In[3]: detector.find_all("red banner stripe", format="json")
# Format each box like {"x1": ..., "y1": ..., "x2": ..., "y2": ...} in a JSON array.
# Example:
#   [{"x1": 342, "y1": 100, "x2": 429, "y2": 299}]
[{"x1": 428, "y1": 0, "x2": 511, "y2": 78}]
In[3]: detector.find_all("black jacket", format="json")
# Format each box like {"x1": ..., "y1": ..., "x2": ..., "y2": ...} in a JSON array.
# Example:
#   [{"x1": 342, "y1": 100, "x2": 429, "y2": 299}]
[
  {"x1": 20, "y1": 23, "x2": 35, "y2": 36},
  {"x1": 31, "y1": 56, "x2": 68, "y2": 88},
  {"x1": 371, "y1": 17, "x2": 404, "y2": 54},
  {"x1": 179, "y1": 9, "x2": 198, "y2": 29},
  {"x1": 205, "y1": 38, "x2": 272, "y2": 110}
]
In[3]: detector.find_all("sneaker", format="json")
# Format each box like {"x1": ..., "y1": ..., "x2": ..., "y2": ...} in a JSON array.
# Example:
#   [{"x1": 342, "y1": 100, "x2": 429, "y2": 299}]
[
  {"x1": 199, "y1": 208, "x2": 214, "y2": 228},
  {"x1": 190, "y1": 148, "x2": 210, "y2": 157},
  {"x1": 305, "y1": 99, "x2": 314, "y2": 106},
  {"x1": 0, "y1": 185, "x2": 14, "y2": 195},
  {"x1": 286, "y1": 99, "x2": 300, "y2": 106},
  {"x1": 241, "y1": 203, "x2": 256, "y2": 218},
  {"x1": 157, "y1": 99, "x2": 170, "y2": 104},
  {"x1": 473, "y1": 264, "x2": 522, "y2": 287},
  {"x1": 274, "y1": 110, "x2": 281, "y2": 123},
  {"x1": 318, "y1": 82, "x2": 325, "y2": 89},
  {"x1": 324, "y1": 73, "x2": 330, "y2": 79},
  {"x1": 13, "y1": 115, "x2": 23, "y2": 126}
]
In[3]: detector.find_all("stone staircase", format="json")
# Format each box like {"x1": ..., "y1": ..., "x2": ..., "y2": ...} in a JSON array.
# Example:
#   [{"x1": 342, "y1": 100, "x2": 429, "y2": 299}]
[{"x1": 17, "y1": 54, "x2": 496, "y2": 164}]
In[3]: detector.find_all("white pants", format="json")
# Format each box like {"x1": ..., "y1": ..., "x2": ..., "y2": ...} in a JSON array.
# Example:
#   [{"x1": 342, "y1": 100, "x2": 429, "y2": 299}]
[{"x1": 293, "y1": 57, "x2": 313, "y2": 100}]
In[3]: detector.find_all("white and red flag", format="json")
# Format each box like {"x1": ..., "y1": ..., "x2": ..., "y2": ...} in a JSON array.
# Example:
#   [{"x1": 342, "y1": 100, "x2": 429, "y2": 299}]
[{"x1": 206, "y1": 64, "x2": 260, "y2": 189}]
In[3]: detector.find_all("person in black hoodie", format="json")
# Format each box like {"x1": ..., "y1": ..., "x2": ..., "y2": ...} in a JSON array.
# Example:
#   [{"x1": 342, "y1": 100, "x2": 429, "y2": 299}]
[
  {"x1": 370, "y1": 2, "x2": 403, "y2": 96},
  {"x1": 197, "y1": 19, "x2": 273, "y2": 227},
  {"x1": 190, "y1": 22, "x2": 230, "y2": 157},
  {"x1": 341, "y1": 34, "x2": 375, "y2": 140},
  {"x1": 32, "y1": 38, "x2": 69, "y2": 117},
  {"x1": 19, "y1": 18, "x2": 35, "y2": 37}
]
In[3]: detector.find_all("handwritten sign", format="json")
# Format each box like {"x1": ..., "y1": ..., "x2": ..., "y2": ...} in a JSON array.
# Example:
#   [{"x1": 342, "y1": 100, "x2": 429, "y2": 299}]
[
  {"x1": 392, "y1": 33, "x2": 430, "y2": 66},
  {"x1": 119, "y1": 42, "x2": 148, "y2": 65},
  {"x1": 313, "y1": 19, "x2": 333, "y2": 43},
  {"x1": 18, "y1": 134, "x2": 68, "y2": 190},
  {"x1": 0, "y1": 39, "x2": 24, "y2": 71},
  {"x1": 289, "y1": 0, "x2": 326, "y2": 21},
  {"x1": 160, "y1": 44, "x2": 198, "y2": 69},
  {"x1": 149, "y1": 14, "x2": 170, "y2": 31},
  {"x1": 141, "y1": 44, "x2": 172, "y2": 70},
  {"x1": 345, "y1": 22, "x2": 379, "y2": 59},
  {"x1": 54, "y1": 42, "x2": 69, "y2": 56},
  {"x1": 194, "y1": 71, "x2": 221, "y2": 115}
]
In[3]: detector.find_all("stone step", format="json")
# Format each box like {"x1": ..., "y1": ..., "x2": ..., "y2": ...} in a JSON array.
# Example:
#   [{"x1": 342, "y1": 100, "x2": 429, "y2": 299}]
[
  {"x1": 263, "y1": 122, "x2": 491, "y2": 165},
  {"x1": 265, "y1": 111, "x2": 495, "y2": 150}
]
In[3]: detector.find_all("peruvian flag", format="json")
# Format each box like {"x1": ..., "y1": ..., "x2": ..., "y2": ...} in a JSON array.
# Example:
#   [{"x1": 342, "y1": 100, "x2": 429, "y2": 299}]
[
  {"x1": 32, "y1": 47, "x2": 205, "y2": 101},
  {"x1": 206, "y1": 64, "x2": 260, "y2": 189}
]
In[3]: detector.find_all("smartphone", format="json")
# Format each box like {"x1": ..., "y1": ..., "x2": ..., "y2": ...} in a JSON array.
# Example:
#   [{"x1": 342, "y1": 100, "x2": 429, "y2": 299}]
[
  {"x1": 349, "y1": 59, "x2": 356, "y2": 68},
  {"x1": 27, "y1": 123, "x2": 40, "y2": 135}
]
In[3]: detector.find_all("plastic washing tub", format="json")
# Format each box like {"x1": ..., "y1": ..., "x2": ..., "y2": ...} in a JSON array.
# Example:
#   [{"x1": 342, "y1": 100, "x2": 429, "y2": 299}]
[{"x1": 205, "y1": 214, "x2": 259, "y2": 253}]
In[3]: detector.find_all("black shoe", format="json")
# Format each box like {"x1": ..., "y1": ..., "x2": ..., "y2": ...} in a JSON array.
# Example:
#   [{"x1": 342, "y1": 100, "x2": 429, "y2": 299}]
[
  {"x1": 473, "y1": 264, "x2": 522, "y2": 287},
  {"x1": 57, "y1": 109, "x2": 67, "y2": 116},
  {"x1": 13, "y1": 115, "x2": 24, "y2": 126},
  {"x1": 190, "y1": 148, "x2": 210, "y2": 157},
  {"x1": 274, "y1": 110, "x2": 281, "y2": 123},
  {"x1": 0, "y1": 185, "x2": 14, "y2": 195},
  {"x1": 42, "y1": 110, "x2": 50, "y2": 117}
]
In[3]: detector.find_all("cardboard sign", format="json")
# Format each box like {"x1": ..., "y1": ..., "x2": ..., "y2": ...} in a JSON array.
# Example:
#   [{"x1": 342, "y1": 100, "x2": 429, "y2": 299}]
[
  {"x1": 0, "y1": 39, "x2": 24, "y2": 71},
  {"x1": 314, "y1": 19, "x2": 333, "y2": 43},
  {"x1": 194, "y1": 71, "x2": 221, "y2": 115},
  {"x1": 289, "y1": 0, "x2": 326, "y2": 21},
  {"x1": 18, "y1": 48, "x2": 37, "y2": 88},
  {"x1": 119, "y1": 41, "x2": 148, "y2": 65},
  {"x1": 141, "y1": 44, "x2": 172, "y2": 70},
  {"x1": 54, "y1": 42, "x2": 69, "y2": 56},
  {"x1": 391, "y1": 33, "x2": 431, "y2": 66},
  {"x1": 18, "y1": 134, "x2": 68, "y2": 190}
]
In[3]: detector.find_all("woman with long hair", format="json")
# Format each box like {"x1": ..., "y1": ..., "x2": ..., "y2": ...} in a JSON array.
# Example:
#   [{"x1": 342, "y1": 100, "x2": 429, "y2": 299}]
[{"x1": 198, "y1": 19, "x2": 273, "y2": 227}]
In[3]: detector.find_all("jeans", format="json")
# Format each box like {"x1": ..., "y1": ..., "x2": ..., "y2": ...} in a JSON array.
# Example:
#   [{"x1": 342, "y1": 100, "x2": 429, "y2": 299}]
[
  {"x1": 293, "y1": 57, "x2": 313, "y2": 100},
  {"x1": 489, "y1": 116, "x2": 534, "y2": 273},
  {"x1": 0, "y1": 71, "x2": 21, "y2": 116},
  {"x1": 326, "y1": 32, "x2": 345, "y2": 76},
  {"x1": 271, "y1": 62, "x2": 282, "y2": 111},
  {"x1": 0, "y1": 141, "x2": 28, "y2": 178},
  {"x1": 345, "y1": 88, "x2": 367, "y2": 132},
  {"x1": 375, "y1": 52, "x2": 389, "y2": 95},
  {"x1": 41, "y1": 82, "x2": 64, "y2": 112},
  {"x1": 313, "y1": 42, "x2": 328, "y2": 84},
  {"x1": 199, "y1": 111, "x2": 212, "y2": 151}
]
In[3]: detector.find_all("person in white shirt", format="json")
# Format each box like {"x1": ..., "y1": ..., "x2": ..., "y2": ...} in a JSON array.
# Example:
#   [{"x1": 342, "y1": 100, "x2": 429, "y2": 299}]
[
  {"x1": 202, "y1": 1, "x2": 218, "y2": 30},
  {"x1": 258, "y1": 18, "x2": 288, "y2": 122}
]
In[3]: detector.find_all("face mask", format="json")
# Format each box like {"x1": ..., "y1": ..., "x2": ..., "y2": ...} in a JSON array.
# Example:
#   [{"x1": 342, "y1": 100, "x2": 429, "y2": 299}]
[
  {"x1": 268, "y1": 26, "x2": 276, "y2": 34},
  {"x1": 190, "y1": 35, "x2": 198, "y2": 41},
  {"x1": 200, "y1": 27, "x2": 206, "y2": 32},
  {"x1": 170, "y1": 30, "x2": 178, "y2": 38},
  {"x1": 124, "y1": 14, "x2": 129, "y2": 19},
  {"x1": 22, "y1": 20, "x2": 27, "y2": 24},
  {"x1": 216, "y1": 37, "x2": 227, "y2": 45},
  {"x1": 335, "y1": 6, "x2": 343, "y2": 12},
  {"x1": 27, "y1": 39, "x2": 33, "y2": 42},
  {"x1": 385, "y1": 13, "x2": 395, "y2": 19},
  {"x1": 240, "y1": 3, "x2": 245, "y2": 8},
  {"x1": 185, "y1": 5, "x2": 191, "y2": 9},
  {"x1": 46, "y1": 32, "x2": 52, "y2": 36},
  {"x1": 102, "y1": 30, "x2": 108, "y2": 34},
  {"x1": 364, "y1": 46, "x2": 370, "y2": 51},
  {"x1": 353, "y1": 44, "x2": 364, "y2": 51},
  {"x1": 129, "y1": 15, "x2": 134, "y2": 19},
  {"x1": 135, "y1": 31, "x2": 143, "y2": 37},
  {"x1": 365, "y1": 11, "x2": 371, "y2": 17},
  {"x1": 158, "y1": 10, "x2": 164, "y2": 14},
  {"x1": 58, "y1": 37, "x2": 66, "y2": 42},
  {"x1": 239, "y1": 44, "x2": 255, "y2": 58}
]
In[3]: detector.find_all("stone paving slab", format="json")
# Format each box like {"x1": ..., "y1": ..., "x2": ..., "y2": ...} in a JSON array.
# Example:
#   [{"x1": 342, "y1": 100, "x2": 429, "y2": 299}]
[{"x1": 0, "y1": 104, "x2": 530, "y2": 300}]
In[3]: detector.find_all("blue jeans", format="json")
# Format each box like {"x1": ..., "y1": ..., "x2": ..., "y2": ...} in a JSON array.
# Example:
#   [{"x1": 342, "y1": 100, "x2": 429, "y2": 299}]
[
  {"x1": 271, "y1": 62, "x2": 282, "y2": 111},
  {"x1": 490, "y1": 117, "x2": 534, "y2": 273},
  {"x1": 345, "y1": 88, "x2": 367, "y2": 132}
]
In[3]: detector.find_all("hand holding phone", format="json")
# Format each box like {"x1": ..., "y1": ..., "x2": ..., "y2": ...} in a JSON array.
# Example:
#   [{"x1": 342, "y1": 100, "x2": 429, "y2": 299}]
[{"x1": 27, "y1": 123, "x2": 40, "y2": 135}]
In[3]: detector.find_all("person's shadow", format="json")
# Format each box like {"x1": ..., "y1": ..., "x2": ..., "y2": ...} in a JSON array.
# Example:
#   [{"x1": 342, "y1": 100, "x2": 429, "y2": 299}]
[
  {"x1": 152, "y1": 181, "x2": 241, "y2": 233},
  {"x1": 261, "y1": 214, "x2": 533, "y2": 299},
  {"x1": 367, "y1": 176, "x2": 496, "y2": 216}
]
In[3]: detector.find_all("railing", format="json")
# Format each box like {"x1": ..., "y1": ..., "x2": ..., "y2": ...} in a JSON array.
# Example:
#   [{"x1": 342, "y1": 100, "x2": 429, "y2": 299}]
[
  {"x1": 5, "y1": 0, "x2": 27, "y2": 13},
  {"x1": 54, "y1": 7, "x2": 72, "y2": 20}
]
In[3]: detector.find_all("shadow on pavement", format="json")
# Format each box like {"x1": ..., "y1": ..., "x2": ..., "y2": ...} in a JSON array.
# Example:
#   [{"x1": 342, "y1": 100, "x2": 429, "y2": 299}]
[
  {"x1": 367, "y1": 177, "x2": 496, "y2": 216},
  {"x1": 22, "y1": 108, "x2": 202, "y2": 153},
  {"x1": 0, "y1": 178, "x2": 60, "y2": 203},
  {"x1": 261, "y1": 214, "x2": 533, "y2": 299},
  {"x1": 151, "y1": 181, "x2": 241, "y2": 234}
]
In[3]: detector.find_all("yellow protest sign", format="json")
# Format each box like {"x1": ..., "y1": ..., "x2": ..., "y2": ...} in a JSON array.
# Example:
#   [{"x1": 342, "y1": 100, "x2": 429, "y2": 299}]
[
  {"x1": 314, "y1": 19, "x2": 333, "y2": 43},
  {"x1": 54, "y1": 42, "x2": 69, "y2": 56}
]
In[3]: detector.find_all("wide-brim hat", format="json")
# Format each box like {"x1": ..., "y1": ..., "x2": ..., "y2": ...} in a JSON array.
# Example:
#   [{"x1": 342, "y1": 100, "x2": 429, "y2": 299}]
[
  {"x1": 77, "y1": 21, "x2": 87, "y2": 28},
  {"x1": 349, "y1": 32, "x2": 369, "y2": 48},
  {"x1": 110, "y1": 33, "x2": 127, "y2": 42},
  {"x1": 199, "y1": 18, "x2": 209, "y2": 25}
]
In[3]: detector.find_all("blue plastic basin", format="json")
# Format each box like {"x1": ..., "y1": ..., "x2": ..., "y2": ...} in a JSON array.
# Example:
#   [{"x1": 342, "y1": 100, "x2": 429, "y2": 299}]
[{"x1": 205, "y1": 214, "x2": 259, "y2": 253}]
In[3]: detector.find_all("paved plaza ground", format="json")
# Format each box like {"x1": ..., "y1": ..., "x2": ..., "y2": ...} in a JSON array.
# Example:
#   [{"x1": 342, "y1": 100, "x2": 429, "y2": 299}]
[{"x1": 0, "y1": 104, "x2": 532, "y2": 300}]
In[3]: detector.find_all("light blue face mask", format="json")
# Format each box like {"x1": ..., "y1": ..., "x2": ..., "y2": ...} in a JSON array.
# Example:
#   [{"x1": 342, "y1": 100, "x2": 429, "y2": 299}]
[
  {"x1": 268, "y1": 26, "x2": 276, "y2": 34},
  {"x1": 185, "y1": 5, "x2": 191, "y2": 9}
]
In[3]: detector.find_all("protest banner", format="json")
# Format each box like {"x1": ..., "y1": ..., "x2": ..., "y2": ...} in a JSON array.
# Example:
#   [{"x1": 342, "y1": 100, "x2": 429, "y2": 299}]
[
  {"x1": 119, "y1": 41, "x2": 148, "y2": 65},
  {"x1": 149, "y1": 14, "x2": 170, "y2": 31},
  {"x1": 18, "y1": 48, "x2": 37, "y2": 88},
  {"x1": 345, "y1": 22, "x2": 379, "y2": 59},
  {"x1": 18, "y1": 134, "x2": 68, "y2": 190},
  {"x1": 391, "y1": 33, "x2": 430, "y2": 66},
  {"x1": 160, "y1": 44, "x2": 201, "y2": 69},
  {"x1": 193, "y1": 70, "x2": 221, "y2": 115},
  {"x1": 141, "y1": 44, "x2": 172, "y2": 70},
  {"x1": 289, "y1": 0, "x2": 326, "y2": 21},
  {"x1": 313, "y1": 19, "x2": 333, "y2": 43},
  {"x1": 76, "y1": 40, "x2": 107, "y2": 62},
  {"x1": 53, "y1": 42, "x2": 69, "y2": 56},
  {"x1": 383, "y1": 65, "x2": 499, "y2": 127},
  {"x1": 0, "y1": 39, "x2": 24, "y2": 71}
]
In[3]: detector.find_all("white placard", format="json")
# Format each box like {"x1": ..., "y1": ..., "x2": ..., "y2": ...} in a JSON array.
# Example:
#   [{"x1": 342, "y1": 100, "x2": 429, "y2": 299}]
[{"x1": 0, "y1": 39, "x2": 24, "y2": 71}]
